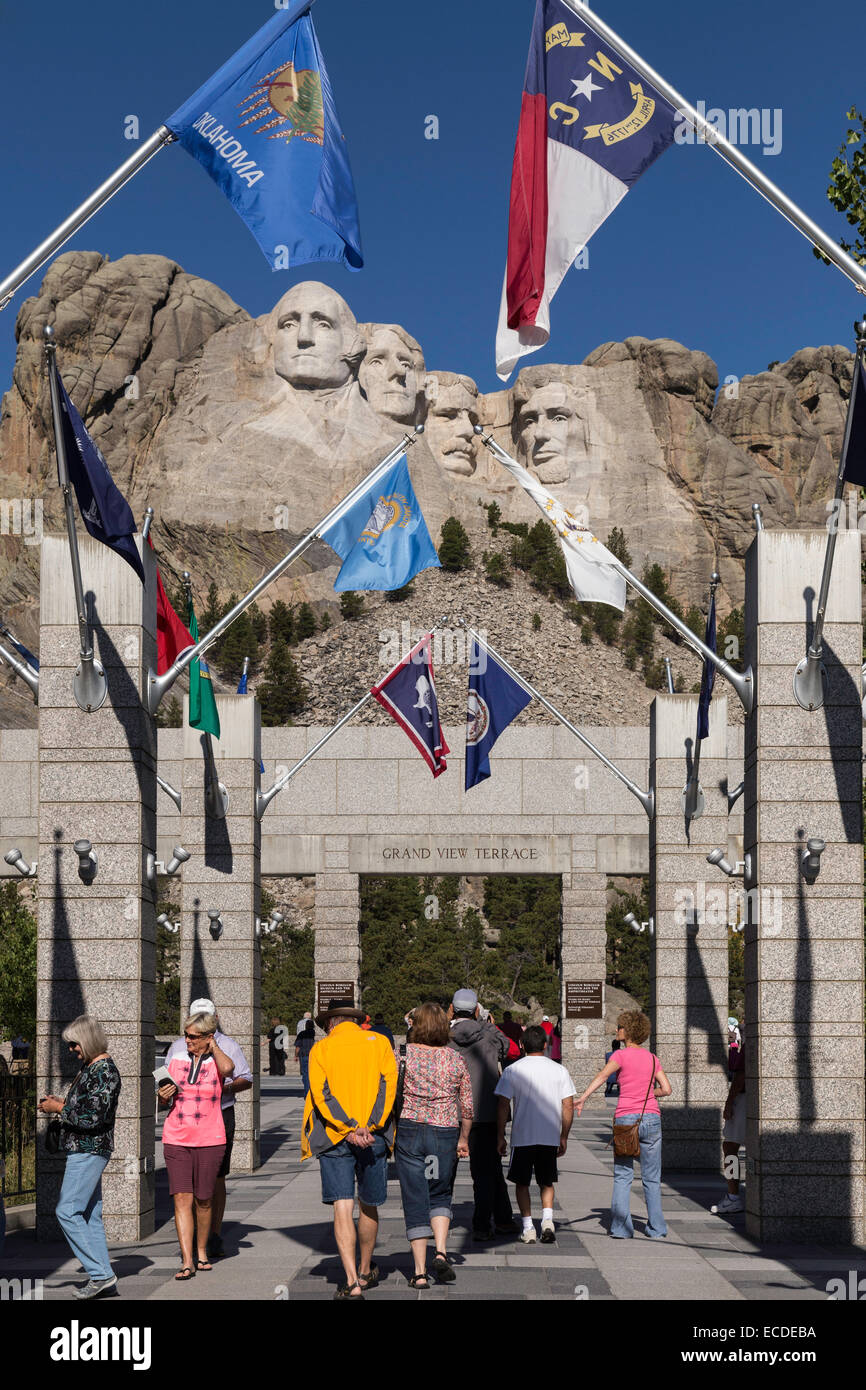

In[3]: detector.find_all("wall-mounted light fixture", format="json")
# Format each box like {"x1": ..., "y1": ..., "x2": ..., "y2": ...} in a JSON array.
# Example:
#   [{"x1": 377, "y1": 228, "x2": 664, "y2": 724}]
[
  {"x1": 707, "y1": 849, "x2": 743, "y2": 878},
  {"x1": 207, "y1": 909, "x2": 223, "y2": 939},
  {"x1": 73, "y1": 839, "x2": 98, "y2": 882},
  {"x1": 801, "y1": 837, "x2": 825, "y2": 882},
  {"x1": 623, "y1": 912, "x2": 654, "y2": 936},
  {"x1": 4, "y1": 848, "x2": 36, "y2": 877},
  {"x1": 156, "y1": 913, "x2": 180, "y2": 934},
  {"x1": 255, "y1": 909, "x2": 284, "y2": 939}
]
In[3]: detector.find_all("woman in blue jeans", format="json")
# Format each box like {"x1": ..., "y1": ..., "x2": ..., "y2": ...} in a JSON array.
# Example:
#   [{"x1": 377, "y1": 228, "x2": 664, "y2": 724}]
[
  {"x1": 38, "y1": 1015, "x2": 121, "y2": 1299},
  {"x1": 576, "y1": 1010, "x2": 672, "y2": 1239},
  {"x1": 394, "y1": 1002, "x2": 473, "y2": 1287}
]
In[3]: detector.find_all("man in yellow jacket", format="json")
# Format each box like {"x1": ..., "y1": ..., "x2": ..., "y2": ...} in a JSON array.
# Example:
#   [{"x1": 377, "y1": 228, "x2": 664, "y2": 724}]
[{"x1": 301, "y1": 998, "x2": 398, "y2": 1300}]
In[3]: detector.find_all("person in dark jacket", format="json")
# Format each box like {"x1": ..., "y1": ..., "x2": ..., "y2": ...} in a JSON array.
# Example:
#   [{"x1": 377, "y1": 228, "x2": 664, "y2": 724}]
[
  {"x1": 294, "y1": 1020, "x2": 316, "y2": 1094},
  {"x1": 447, "y1": 988, "x2": 514, "y2": 1240},
  {"x1": 370, "y1": 1013, "x2": 395, "y2": 1047}
]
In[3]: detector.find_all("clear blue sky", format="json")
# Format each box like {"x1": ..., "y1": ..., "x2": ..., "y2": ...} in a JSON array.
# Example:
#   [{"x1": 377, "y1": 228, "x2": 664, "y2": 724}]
[{"x1": 1, "y1": 0, "x2": 864, "y2": 399}]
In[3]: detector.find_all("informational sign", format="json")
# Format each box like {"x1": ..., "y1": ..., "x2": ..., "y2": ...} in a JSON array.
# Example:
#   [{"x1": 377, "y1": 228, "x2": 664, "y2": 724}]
[
  {"x1": 316, "y1": 981, "x2": 356, "y2": 1015},
  {"x1": 565, "y1": 981, "x2": 604, "y2": 1019}
]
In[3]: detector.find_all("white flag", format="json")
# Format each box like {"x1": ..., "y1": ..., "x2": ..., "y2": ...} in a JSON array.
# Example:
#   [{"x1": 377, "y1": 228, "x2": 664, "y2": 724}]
[{"x1": 495, "y1": 449, "x2": 626, "y2": 611}]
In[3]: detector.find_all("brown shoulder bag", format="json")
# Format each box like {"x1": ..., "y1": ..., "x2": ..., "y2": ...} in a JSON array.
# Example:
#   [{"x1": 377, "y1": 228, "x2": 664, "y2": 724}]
[{"x1": 610, "y1": 1054, "x2": 657, "y2": 1158}]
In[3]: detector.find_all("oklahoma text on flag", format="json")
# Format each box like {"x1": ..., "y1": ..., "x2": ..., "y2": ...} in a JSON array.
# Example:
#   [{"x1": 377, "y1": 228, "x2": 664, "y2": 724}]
[{"x1": 496, "y1": 0, "x2": 677, "y2": 378}]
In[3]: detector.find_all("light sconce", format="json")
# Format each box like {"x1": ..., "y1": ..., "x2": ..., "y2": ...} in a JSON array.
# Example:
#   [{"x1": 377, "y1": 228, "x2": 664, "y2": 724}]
[
  {"x1": 156, "y1": 913, "x2": 180, "y2": 934},
  {"x1": 707, "y1": 849, "x2": 742, "y2": 878},
  {"x1": 256, "y1": 909, "x2": 284, "y2": 939},
  {"x1": 801, "y1": 837, "x2": 825, "y2": 882},
  {"x1": 4, "y1": 849, "x2": 36, "y2": 878},
  {"x1": 623, "y1": 912, "x2": 654, "y2": 936},
  {"x1": 207, "y1": 909, "x2": 223, "y2": 939},
  {"x1": 73, "y1": 839, "x2": 98, "y2": 882}
]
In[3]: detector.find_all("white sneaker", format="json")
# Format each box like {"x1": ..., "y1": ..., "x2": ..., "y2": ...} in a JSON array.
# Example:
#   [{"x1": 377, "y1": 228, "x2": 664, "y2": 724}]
[
  {"x1": 711, "y1": 1193, "x2": 744, "y2": 1214},
  {"x1": 540, "y1": 1219, "x2": 556, "y2": 1244},
  {"x1": 519, "y1": 1225, "x2": 537, "y2": 1243}
]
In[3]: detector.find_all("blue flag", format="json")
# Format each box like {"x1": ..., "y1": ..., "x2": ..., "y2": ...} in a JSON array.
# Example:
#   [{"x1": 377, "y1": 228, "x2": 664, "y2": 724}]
[
  {"x1": 53, "y1": 364, "x2": 145, "y2": 584},
  {"x1": 465, "y1": 641, "x2": 532, "y2": 789},
  {"x1": 696, "y1": 595, "x2": 716, "y2": 741},
  {"x1": 320, "y1": 455, "x2": 440, "y2": 593},
  {"x1": 371, "y1": 633, "x2": 449, "y2": 777},
  {"x1": 237, "y1": 669, "x2": 266, "y2": 770},
  {"x1": 841, "y1": 357, "x2": 866, "y2": 487},
  {"x1": 165, "y1": 2, "x2": 362, "y2": 272}
]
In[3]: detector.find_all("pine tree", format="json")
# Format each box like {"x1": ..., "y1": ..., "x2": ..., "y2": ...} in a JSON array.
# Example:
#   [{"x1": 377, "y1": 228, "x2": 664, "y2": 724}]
[
  {"x1": 438, "y1": 517, "x2": 472, "y2": 571},
  {"x1": 319, "y1": 611, "x2": 332, "y2": 631},
  {"x1": 201, "y1": 582, "x2": 222, "y2": 633},
  {"x1": 384, "y1": 583, "x2": 415, "y2": 603},
  {"x1": 340, "y1": 591, "x2": 365, "y2": 620},
  {"x1": 155, "y1": 695, "x2": 183, "y2": 728},
  {"x1": 217, "y1": 611, "x2": 256, "y2": 684},
  {"x1": 269, "y1": 599, "x2": 295, "y2": 646},
  {"x1": 485, "y1": 501, "x2": 501, "y2": 534},
  {"x1": 248, "y1": 603, "x2": 268, "y2": 644},
  {"x1": 258, "y1": 639, "x2": 307, "y2": 725},
  {"x1": 531, "y1": 611, "x2": 542, "y2": 631},
  {"x1": 484, "y1": 553, "x2": 511, "y2": 587},
  {"x1": 605, "y1": 526, "x2": 632, "y2": 570},
  {"x1": 296, "y1": 603, "x2": 317, "y2": 640},
  {"x1": 0, "y1": 880, "x2": 37, "y2": 1040}
]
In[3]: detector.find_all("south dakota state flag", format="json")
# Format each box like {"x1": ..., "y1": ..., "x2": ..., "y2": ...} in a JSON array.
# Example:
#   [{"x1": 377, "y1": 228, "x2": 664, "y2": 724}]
[
  {"x1": 496, "y1": 0, "x2": 677, "y2": 378},
  {"x1": 466, "y1": 641, "x2": 532, "y2": 789},
  {"x1": 371, "y1": 633, "x2": 449, "y2": 777},
  {"x1": 165, "y1": 1, "x2": 362, "y2": 271},
  {"x1": 320, "y1": 455, "x2": 440, "y2": 593}
]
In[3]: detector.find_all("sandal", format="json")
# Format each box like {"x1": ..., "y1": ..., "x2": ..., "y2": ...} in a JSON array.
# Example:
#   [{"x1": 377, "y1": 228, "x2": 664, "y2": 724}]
[
  {"x1": 408, "y1": 1272, "x2": 430, "y2": 1288},
  {"x1": 432, "y1": 1251, "x2": 456, "y2": 1284},
  {"x1": 334, "y1": 1281, "x2": 365, "y2": 1300},
  {"x1": 196, "y1": 1259, "x2": 212, "y2": 1272},
  {"x1": 357, "y1": 1264, "x2": 379, "y2": 1290},
  {"x1": 174, "y1": 1266, "x2": 195, "y2": 1281}
]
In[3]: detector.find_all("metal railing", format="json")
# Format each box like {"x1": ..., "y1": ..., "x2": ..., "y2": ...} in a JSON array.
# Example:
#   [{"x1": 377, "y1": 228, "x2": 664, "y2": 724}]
[{"x1": 1, "y1": 1070, "x2": 37, "y2": 1204}]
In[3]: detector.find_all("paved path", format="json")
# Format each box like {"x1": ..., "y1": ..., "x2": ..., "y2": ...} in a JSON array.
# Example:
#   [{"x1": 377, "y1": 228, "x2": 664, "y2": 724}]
[{"x1": 4, "y1": 1078, "x2": 865, "y2": 1302}]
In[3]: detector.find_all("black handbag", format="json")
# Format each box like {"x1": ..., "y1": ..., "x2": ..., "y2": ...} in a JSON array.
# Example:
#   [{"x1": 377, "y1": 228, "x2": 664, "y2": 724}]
[
  {"x1": 45, "y1": 1118, "x2": 64, "y2": 1154},
  {"x1": 391, "y1": 1058, "x2": 406, "y2": 1125}
]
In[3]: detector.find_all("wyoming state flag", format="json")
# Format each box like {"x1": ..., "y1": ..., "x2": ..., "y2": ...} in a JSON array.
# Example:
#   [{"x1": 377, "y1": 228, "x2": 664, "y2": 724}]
[
  {"x1": 371, "y1": 633, "x2": 449, "y2": 777},
  {"x1": 496, "y1": 0, "x2": 677, "y2": 378}
]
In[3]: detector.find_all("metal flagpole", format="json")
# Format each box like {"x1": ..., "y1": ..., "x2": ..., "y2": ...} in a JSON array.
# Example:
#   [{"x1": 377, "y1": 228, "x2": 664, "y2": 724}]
[
  {"x1": 683, "y1": 571, "x2": 721, "y2": 819},
  {"x1": 0, "y1": 129, "x2": 176, "y2": 311},
  {"x1": 43, "y1": 327, "x2": 109, "y2": 713},
  {"x1": 478, "y1": 433, "x2": 754, "y2": 713},
  {"x1": 147, "y1": 430, "x2": 421, "y2": 714},
  {"x1": 561, "y1": 1, "x2": 866, "y2": 296},
  {"x1": 460, "y1": 621, "x2": 654, "y2": 819},
  {"x1": 793, "y1": 317, "x2": 866, "y2": 710},
  {"x1": 0, "y1": 638, "x2": 39, "y2": 700}
]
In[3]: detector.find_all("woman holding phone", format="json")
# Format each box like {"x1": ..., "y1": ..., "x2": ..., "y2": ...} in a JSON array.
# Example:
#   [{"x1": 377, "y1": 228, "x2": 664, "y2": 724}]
[{"x1": 158, "y1": 1011, "x2": 234, "y2": 1280}]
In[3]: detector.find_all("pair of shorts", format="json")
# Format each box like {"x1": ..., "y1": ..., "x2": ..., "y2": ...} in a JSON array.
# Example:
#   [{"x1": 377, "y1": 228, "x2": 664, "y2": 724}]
[
  {"x1": 218, "y1": 1106, "x2": 236, "y2": 1178},
  {"x1": 507, "y1": 1144, "x2": 558, "y2": 1187},
  {"x1": 164, "y1": 1143, "x2": 226, "y2": 1200},
  {"x1": 318, "y1": 1133, "x2": 389, "y2": 1207},
  {"x1": 722, "y1": 1093, "x2": 746, "y2": 1146}
]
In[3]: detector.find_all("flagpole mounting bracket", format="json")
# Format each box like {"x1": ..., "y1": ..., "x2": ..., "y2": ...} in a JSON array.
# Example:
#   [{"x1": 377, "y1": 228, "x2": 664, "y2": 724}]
[
  {"x1": 682, "y1": 781, "x2": 705, "y2": 820},
  {"x1": 73, "y1": 656, "x2": 108, "y2": 713},
  {"x1": 793, "y1": 653, "x2": 827, "y2": 712}
]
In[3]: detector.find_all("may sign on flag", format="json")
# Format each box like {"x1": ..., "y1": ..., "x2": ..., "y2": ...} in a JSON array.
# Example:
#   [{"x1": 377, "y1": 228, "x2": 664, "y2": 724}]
[
  {"x1": 166, "y1": 0, "x2": 362, "y2": 271},
  {"x1": 496, "y1": 0, "x2": 677, "y2": 378}
]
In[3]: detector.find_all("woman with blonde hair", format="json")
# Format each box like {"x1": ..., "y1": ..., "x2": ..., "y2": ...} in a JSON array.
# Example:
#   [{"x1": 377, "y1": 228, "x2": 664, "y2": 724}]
[
  {"x1": 158, "y1": 1011, "x2": 234, "y2": 1280},
  {"x1": 37, "y1": 1015, "x2": 121, "y2": 1299},
  {"x1": 576, "y1": 1009, "x2": 672, "y2": 1240}
]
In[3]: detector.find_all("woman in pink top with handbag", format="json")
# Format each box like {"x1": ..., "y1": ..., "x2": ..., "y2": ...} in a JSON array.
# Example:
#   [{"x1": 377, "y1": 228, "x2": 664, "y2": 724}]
[
  {"x1": 157, "y1": 1011, "x2": 235, "y2": 1280},
  {"x1": 576, "y1": 1010, "x2": 672, "y2": 1239}
]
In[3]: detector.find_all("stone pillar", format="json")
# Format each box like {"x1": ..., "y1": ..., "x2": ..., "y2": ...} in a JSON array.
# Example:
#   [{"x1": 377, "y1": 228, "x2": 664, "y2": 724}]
[
  {"x1": 744, "y1": 529, "x2": 864, "y2": 1243},
  {"x1": 560, "y1": 866, "x2": 608, "y2": 1107},
  {"x1": 314, "y1": 836, "x2": 360, "y2": 1010},
  {"x1": 650, "y1": 694, "x2": 729, "y2": 1169},
  {"x1": 37, "y1": 533, "x2": 156, "y2": 1242},
  {"x1": 180, "y1": 693, "x2": 261, "y2": 1172}
]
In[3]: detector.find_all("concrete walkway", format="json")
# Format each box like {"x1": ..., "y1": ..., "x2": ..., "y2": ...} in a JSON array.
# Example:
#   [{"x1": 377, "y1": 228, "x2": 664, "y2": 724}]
[{"x1": 4, "y1": 1078, "x2": 865, "y2": 1302}]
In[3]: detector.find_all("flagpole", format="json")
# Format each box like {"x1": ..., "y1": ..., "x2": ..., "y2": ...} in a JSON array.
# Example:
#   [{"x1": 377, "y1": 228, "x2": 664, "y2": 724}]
[
  {"x1": 461, "y1": 622, "x2": 654, "y2": 819},
  {"x1": 793, "y1": 318, "x2": 866, "y2": 710},
  {"x1": 561, "y1": 1, "x2": 866, "y2": 296},
  {"x1": 0, "y1": 638, "x2": 39, "y2": 700},
  {"x1": 43, "y1": 327, "x2": 109, "y2": 713},
  {"x1": 256, "y1": 691, "x2": 374, "y2": 819},
  {"x1": 147, "y1": 431, "x2": 420, "y2": 714},
  {"x1": 478, "y1": 432, "x2": 754, "y2": 713},
  {"x1": 0, "y1": 129, "x2": 175, "y2": 312},
  {"x1": 684, "y1": 572, "x2": 720, "y2": 819}
]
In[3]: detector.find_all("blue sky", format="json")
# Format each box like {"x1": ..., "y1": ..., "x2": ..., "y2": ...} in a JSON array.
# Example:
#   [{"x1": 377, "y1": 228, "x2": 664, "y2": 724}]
[{"x1": 1, "y1": 0, "x2": 864, "y2": 399}]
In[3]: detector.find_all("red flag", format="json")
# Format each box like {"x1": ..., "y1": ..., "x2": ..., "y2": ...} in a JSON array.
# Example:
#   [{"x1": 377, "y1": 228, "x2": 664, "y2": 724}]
[{"x1": 147, "y1": 537, "x2": 194, "y2": 675}]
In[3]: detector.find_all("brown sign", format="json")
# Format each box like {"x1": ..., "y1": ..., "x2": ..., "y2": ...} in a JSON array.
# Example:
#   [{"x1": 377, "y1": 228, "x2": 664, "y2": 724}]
[
  {"x1": 565, "y1": 981, "x2": 604, "y2": 1019},
  {"x1": 316, "y1": 981, "x2": 356, "y2": 1015}
]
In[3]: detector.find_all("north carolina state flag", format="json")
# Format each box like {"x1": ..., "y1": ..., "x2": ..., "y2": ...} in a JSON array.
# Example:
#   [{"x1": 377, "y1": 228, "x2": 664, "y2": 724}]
[
  {"x1": 496, "y1": 0, "x2": 677, "y2": 379},
  {"x1": 147, "y1": 538, "x2": 194, "y2": 675}
]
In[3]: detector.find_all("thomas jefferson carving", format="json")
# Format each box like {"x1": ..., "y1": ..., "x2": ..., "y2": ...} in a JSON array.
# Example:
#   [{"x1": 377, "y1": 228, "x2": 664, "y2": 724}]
[{"x1": 359, "y1": 323, "x2": 427, "y2": 426}]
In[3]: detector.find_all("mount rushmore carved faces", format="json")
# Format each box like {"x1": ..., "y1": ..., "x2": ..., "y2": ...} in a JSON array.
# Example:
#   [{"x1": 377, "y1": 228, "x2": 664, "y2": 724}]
[
  {"x1": 359, "y1": 324, "x2": 426, "y2": 426},
  {"x1": 513, "y1": 380, "x2": 588, "y2": 486},
  {"x1": 424, "y1": 372, "x2": 479, "y2": 476},
  {"x1": 271, "y1": 282, "x2": 366, "y2": 393}
]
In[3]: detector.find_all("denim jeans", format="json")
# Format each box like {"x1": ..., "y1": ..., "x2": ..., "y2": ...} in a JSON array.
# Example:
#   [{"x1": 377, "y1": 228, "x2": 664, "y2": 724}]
[
  {"x1": 56, "y1": 1152, "x2": 113, "y2": 1280},
  {"x1": 610, "y1": 1113, "x2": 667, "y2": 1239},
  {"x1": 394, "y1": 1119, "x2": 459, "y2": 1240}
]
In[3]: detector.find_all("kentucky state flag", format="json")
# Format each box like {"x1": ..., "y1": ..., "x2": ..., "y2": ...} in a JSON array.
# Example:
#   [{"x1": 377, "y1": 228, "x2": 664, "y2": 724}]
[
  {"x1": 371, "y1": 633, "x2": 449, "y2": 777},
  {"x1": 319, "y1": 455, "x2": 440, "y2": 593},
  {"x1": 496, "y1": 0, "x2": 677, "y2": 378},
  {"x1": 840, "y1": 356, "x2": 866, "y2": 487},
  {"x1": 466, "y1": 641, "x2": 532, "y2": 789},
  {"x1": 165, "y1": 0, "x2": 362, "y2": 271},
  {"x1": 696, "y1": 593, "x2": 716, "y2": 742},
  {"x1": 53, "y1": 363, "x2": 145, "y2": 584}
]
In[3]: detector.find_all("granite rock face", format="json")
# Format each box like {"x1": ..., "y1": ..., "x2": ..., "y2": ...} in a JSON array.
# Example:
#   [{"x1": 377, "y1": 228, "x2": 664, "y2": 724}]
[{"x1": 0, "y1": 252, "x2": 854, "y2": 727}]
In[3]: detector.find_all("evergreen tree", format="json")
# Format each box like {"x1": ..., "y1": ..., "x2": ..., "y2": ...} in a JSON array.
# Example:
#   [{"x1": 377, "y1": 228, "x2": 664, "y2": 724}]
[
  {"x1": 155, "y1": 695, "x2": 183, "y2": 729},
  {"x1": 248, "y1": 603, "x2": 268, "y2": 644},
  {"x1": 201, "y1": 582, "x2": 222, "y2": 633},
  {"x1": 258, "y1": 639, "x2": 307, "y2": 725},
  {"x1": 296, "y1": 602, "x2": 317, "y2": 640},
  {"x1": 588, "y1": 603, "x2": 621, "y2": 645},
  {"x1": 384, "y1": 583, "x2": 415, "y2": 603},
  {"x1": 340, "y1": 591, "x2": 365, "y2": 620},
  {"x1": 156, "y1": 877, "x2": 181, "y2": 1034},
  {"x1": 269, "y1": 599, "x2": 295, "y2": 646},
  {"x1": 0, "y1": 881, "x2": 37, "y2": 1040},
  {"x1": 485, "y1": 501, "x2": 502, "y2": 534},
  {"x1": 718, "y1": 607, "x2": 745, "y2": 670},
  {"x1": 483, "y1": 875, "x2": 561, "y2": 1009},
  {"x1": 605, "y1": 526, "x2": 632, "y2": 570},
  {"x1": 438, "y1": 517, "x2": 472, "y2": 571},
  {"x1": 319, "y1": 611, "x2": 332, "y2": 631},
  {"x1": 531, "y1": 611, "x2": 542, "y2": 631},
  {"x1": 484, "y1": 552, "x2": 511, "y2": 587},
  {"x1": 261, "y1": 917, "x2": 315, "y2": 1025},
  {"x1": 217, "y1": 611, "x2": 256, "y2": 684}
]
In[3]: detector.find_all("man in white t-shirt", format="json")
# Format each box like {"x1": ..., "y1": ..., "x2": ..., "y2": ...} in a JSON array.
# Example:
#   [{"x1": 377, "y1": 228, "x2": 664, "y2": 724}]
[{"x1": 495, "y1": 1024, "x2": 576, "y2": 1244}]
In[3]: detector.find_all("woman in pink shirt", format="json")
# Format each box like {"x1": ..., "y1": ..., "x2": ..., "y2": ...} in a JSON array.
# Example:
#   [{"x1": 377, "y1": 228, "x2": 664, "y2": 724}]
[
  {"x1": 576, "y1": 1010, "x2": 672, "y2": 1239},
  {"x1": 158, "y1": 1011, "x2": 234, "y2": 1280}
]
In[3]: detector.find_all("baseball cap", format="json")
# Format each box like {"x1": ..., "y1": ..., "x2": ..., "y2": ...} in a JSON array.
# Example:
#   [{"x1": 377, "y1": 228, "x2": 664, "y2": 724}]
[
  {"x1": 190, "y1": 998, "x2": 216, "y2": 1015},
  {"x1": 452, "y1": 989, "x2": 478, "y2": 1012}
]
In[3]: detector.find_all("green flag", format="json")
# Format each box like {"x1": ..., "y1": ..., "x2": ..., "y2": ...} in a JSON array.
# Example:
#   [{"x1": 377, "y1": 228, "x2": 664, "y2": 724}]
[{"x1": 187, "y1": 601, "x2": 220, "y2": 739}]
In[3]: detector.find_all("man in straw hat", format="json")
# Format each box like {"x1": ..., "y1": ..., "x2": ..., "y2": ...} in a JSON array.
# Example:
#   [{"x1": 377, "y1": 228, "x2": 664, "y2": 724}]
[{"x1": 301, "y1": 996, "x2": 399, "y2": 1299}]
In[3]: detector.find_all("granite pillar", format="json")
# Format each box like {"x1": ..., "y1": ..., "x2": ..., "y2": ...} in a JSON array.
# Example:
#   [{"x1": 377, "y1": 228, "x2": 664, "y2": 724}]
[
  {"x1": 560, "y1": 865, "x2": 608, "y2": 1107},
  {"x1": 314, "y1": 836, "x2": 360, "y2": 1010},
  {"x1": 37, "y1": 533, "x2": 157, "y2": 1242},
  {"x1": 180, "y1": 693, "x2": 261, "y2": 1172},
  {"x1": 650, "y1": 694, "x2": 730, "y2": 1169},
  {"x1": 744, "y1": 529, "x2": 864, "y2": 1243}
]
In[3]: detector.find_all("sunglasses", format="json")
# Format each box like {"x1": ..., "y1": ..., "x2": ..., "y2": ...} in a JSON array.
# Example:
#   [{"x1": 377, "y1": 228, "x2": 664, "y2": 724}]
[
  {"x1": 183, "y1": 1031, "x2": 211, "y2": 1040},
  {"x1": 67, "y1": 1042, "x2": 80, "y2": 1052}
]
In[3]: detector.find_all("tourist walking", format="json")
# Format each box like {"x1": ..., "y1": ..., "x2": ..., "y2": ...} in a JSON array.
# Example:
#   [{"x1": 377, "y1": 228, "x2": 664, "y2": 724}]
[
  {"x1": 448, "y1": 988, "x2": 514, "y2": 1240},
  {"x1": 165, "y1": 997, "x2": 252, "y2": 1260},
  {"x1": 267, "y1": 1017, "x2": 287, "y2": 1076},
  {"x1": 712, "y1": 1045, "x2": 746, "y2": 1214},
  {"x1": 495, "y1": 1024, "x2": 576, "y2": 1244},
  {"x1": 301, "y1": 997, "x2": 398, "y2": 1299},
  {"x1": 159, "y1": 1010, "x2": 234, "y2": 1280},
  {"x1": 294, "y1": 1019, "x2": 316, "y2": 1094},
  {"x1": 38, "y1": 1015, "x2": 121, "y2": 1300},
  {"x1": 370, "y1": 1012, "x2": 395, "y2": 1047},
  {"x1": 395, "y1": 1002, "x2": 472, "y2": 1287},
  {"x1": 576, "y1": 1010, "x2": 672, "y2": 1240}
]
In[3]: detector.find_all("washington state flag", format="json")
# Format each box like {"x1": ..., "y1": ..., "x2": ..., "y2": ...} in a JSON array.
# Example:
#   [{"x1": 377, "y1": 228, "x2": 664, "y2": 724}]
[{"x1": 188, "y1": 601, "x2": 220, "y2": 739}]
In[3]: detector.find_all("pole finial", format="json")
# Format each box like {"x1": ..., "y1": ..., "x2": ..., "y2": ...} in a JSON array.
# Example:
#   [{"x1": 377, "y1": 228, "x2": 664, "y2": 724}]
[
  {"x1": 751, "y1": 502, "x2": 764, "y2": 531},
  {"x1": 43, "y1": 323, "x2": 54, "y2": 341},
  {"x1": 855, "y1": 316, "x2": 866, "y2": 343}
]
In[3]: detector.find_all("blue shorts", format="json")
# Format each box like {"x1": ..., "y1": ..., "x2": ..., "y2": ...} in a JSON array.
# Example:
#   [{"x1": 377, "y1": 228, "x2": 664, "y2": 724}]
[{"x1": 318, "y1": 1134, "x2": 390, "y2": 1207}]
